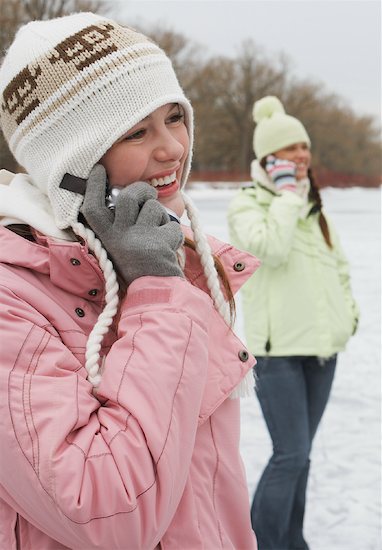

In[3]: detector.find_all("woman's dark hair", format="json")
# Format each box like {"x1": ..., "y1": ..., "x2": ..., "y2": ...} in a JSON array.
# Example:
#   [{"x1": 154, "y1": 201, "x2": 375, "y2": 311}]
[
  {"x1": 260, "y1": 158, "x2": 332, "y2": 248},
  {"x1": 307, "y1": 168, "x2": 332, "y2": 248},
  {"x1": 6, "y1": 224, "x2": 35, "y2": 241}
]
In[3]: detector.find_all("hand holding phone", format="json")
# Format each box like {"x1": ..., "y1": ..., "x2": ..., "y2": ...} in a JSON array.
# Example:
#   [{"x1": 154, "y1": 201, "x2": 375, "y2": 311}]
[
  {"x1": 106, "y1": 183, "x2": 181, "y2": 222},
  {"x1": 81, "y1": 165, "x2": 184, "y2": 286},
  {"x1": 265, "y1": 155, "x2": 297, "y2": 192}
]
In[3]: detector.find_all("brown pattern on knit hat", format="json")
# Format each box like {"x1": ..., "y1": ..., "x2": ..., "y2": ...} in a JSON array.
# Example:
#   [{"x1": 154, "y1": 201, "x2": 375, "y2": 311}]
[
  {"x1": 48, "y1": 23, "x2": 116, "y2": 70},
  {"x1": 7, "y1": 47, "x2": 159, "y2": 153},
  {"x1": 2, "y1": 65, "x2": 42, "y2": 124},
  {"x1": 1, "y1": 21, "x2": 160, "y2": 143}
]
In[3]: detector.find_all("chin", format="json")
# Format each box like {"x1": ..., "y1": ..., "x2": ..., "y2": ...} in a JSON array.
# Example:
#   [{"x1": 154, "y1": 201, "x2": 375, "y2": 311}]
[
  {"x1": 170, "y1": 203, "x2": 185, "y2": 218},
  {"x1": 297, "y1": 171, "x2": 308, "y2": 180},
  {"x1": 160, "y1": 195, "x2": 185, "y2": 218}
]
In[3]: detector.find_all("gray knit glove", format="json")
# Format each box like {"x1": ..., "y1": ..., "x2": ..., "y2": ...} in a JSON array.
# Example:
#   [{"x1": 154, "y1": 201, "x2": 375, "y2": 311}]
[{"x1": 80, "y1": 165, "x2": 184, "y2": 285}]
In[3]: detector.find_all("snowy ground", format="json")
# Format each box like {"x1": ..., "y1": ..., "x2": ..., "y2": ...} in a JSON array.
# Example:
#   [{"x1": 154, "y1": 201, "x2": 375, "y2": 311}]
[{"x1": 186, "y1": 185, "x2": 381, "y2": 550}]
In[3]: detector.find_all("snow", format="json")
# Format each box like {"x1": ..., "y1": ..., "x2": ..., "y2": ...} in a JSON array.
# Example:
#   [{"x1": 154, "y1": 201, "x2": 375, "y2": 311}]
[{"x1": 186, "y1": 185, "x2": 381, "y2": 550}]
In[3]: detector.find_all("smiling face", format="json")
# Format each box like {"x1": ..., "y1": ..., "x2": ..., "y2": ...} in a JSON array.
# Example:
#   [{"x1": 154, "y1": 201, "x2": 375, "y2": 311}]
[
  {"x1": 100, "y1": 103, "x2": 189, "y2": 217},
  {"x1": 273, "y1": 142, "x2": 311, "y2": 180}
]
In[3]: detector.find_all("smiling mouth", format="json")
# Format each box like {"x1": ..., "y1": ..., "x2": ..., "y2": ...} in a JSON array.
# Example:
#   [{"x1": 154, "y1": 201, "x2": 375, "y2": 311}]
[{"x1": 147, "y1": 171, "x2": 177, "y2": 188}]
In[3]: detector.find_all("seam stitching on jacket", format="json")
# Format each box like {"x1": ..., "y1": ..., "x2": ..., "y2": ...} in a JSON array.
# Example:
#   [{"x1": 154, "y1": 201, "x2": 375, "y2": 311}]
[
  {"x1": 108, "y1": 414, "x2": 130, "y2": 448},
  {"x1": 156, "y1": 318, "x2": 194, "y2": 464},
  {"x1": 116, "y1": 314, "x2": 143, "y2": 403},
  {"x1": 9, "y1": 324, "x2": 35, "y2": 469},
  {"x1": 209, "y1": 416, "x2": 223, "y2": 546},
  {"x1": 28, "y1": 331, "x2": 51, "y2": 476},
  {"x1": 22, "y1": 326, "x2": 46, "y2": 472}
]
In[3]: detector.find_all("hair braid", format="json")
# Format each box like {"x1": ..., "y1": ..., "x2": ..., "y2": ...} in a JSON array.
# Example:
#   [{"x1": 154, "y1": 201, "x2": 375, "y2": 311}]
[
  {"x1": 308, "y1": 169, "x2": 332, "y2": 248},
  {"x1": 182, "y1": 193, "x2": 231, "y2": 325},
  {"x1": 71, "y1": 221, "x2": 120, "y2": 388}
]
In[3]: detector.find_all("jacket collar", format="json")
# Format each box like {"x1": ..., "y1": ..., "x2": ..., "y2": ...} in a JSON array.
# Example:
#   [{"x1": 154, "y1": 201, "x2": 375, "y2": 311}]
[
  {"x1": 250, "y1": 159, "x2": 277, "y2": 193},
  {"x1": 0, "y1": 170, "x2": 72, "y2": 241},
  {"x1": 0, "y1": 227, "x2": 105, "y2": 302}
]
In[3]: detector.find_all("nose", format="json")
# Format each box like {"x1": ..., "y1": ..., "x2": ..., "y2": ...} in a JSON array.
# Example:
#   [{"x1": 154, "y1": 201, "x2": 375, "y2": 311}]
[
  {"x1": 296, "y1": 145, "x2": 309, "y2": 160},
  {"x1": 153, "y1": 127, "x2": 184, "y2": 163}
]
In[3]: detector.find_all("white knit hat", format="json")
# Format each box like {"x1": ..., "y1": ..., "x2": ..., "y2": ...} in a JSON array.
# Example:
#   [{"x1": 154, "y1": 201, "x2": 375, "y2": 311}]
[{"x1": 0, "y1": 12, "x2": 193, "y2": 229}]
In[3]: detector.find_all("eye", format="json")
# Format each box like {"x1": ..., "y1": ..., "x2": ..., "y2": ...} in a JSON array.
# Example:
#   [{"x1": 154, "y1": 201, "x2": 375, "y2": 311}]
[
  {"x1": 168, "y1": 113, "x2": 184, "y2": 123},
  {"x1": 167, "y1": 106, "x2": 185, "y2": 125},
  {"x1": 125, "y1": 128, "x2": 146, "y2": 141}
]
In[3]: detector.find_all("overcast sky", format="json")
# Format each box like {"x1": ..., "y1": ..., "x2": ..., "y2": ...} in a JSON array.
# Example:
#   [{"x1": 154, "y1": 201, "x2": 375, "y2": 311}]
[{"x1": 112, "y1": 0, "x2": 381, "y2": 122}]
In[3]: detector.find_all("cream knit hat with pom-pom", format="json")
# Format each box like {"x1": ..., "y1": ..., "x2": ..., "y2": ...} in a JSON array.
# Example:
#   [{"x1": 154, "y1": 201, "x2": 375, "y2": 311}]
[{"x1": 253, "y1": 96, "x2": 311, "y2": 160}]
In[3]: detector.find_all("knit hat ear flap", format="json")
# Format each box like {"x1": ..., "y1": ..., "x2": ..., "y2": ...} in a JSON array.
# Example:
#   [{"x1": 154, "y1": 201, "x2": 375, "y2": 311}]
[{"x1": 252, "y1": 95, "x2": 311, "y2": 160}]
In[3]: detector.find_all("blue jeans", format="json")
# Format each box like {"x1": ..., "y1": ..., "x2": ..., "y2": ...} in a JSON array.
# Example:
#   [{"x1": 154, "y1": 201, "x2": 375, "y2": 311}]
[{"x1": 251, "y1": 355, "x2": 336, "y2": 550}]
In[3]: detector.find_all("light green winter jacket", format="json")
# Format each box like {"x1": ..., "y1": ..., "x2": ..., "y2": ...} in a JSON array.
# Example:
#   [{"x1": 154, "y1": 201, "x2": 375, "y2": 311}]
[{"x1": 227, "y1": 162, "x2": 359, "y2": 357}]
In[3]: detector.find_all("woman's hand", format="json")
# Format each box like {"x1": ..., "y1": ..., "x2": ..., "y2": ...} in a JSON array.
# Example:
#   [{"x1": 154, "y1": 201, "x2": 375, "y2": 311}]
[
  {"x1": 81, "y1": 165, "x2": 184, "y2": 285},
  {"x1": 265, "y1": 155, "x2": 297, "y2": 192}
]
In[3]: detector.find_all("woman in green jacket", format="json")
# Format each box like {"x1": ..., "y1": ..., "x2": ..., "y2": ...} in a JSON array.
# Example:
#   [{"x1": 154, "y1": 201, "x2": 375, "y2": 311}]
[{"x1": 228, "y1": 96, "x2": 358, "y2": 550}]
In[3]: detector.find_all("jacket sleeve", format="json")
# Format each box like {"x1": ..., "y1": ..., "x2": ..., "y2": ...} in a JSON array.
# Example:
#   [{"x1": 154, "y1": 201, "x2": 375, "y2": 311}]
[
  {"x1": 227, "y1": 188, "x2": 304, "y2": 267},
  {"x1": 328, "y1": 220, "x2": 360, "y2": 334},
  {"x1": 0, "y1": 276, "x2": 212, "y2": 549}
]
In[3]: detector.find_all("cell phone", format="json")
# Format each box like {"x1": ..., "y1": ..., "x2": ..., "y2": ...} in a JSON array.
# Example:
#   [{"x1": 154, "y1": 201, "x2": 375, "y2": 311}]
[
  {"x1": 105, "y1": 183, "x2": 180, "y2": 223},
  {"x1": 105, "y1": 182, "x2": 120, "y2": 210}
]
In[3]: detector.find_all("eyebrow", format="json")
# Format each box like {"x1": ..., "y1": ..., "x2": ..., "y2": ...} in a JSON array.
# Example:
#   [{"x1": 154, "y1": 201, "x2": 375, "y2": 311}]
[
  {"x1": 117, "y1": 104, "x2": 179, "y2": 142},
  {"x1": 143, "y1": 103, "x2": 178, "y2": 121}
]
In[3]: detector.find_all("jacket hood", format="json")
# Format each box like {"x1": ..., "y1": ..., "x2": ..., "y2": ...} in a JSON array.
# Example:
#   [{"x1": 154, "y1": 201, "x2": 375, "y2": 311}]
[
  {"x1": 250, "y1": 159, "x2": 276, "y2": 191},
  {"x1": 0, "y1": 170, "x2": 73, "y2": 240}
]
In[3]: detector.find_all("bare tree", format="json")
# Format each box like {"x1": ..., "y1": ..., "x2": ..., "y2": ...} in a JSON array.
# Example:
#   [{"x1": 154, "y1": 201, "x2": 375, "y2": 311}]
[
  {"x1": 282, "y1": 79, "x2": 381, "y2": 180},
  {"x1": 181, "y1": 40, "x2": 290, "y2": 173}
]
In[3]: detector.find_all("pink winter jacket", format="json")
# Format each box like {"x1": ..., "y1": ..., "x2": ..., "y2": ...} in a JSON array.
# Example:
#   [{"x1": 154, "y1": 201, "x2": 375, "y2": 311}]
[{"x1": 0, "y1": 225, "x2": 260, "y2": 550}]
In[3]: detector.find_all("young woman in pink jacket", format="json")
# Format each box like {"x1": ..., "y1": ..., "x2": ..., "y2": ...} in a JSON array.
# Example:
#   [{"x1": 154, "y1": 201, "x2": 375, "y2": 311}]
[{"x1": 0, "y1": 12, "x2": 259, "y2": 550}]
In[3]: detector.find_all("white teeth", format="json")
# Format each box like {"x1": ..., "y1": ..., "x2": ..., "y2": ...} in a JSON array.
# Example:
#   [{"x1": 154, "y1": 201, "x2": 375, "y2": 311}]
[{"x1": 148, "y1": 172, "x2": 176, "y2": 187}]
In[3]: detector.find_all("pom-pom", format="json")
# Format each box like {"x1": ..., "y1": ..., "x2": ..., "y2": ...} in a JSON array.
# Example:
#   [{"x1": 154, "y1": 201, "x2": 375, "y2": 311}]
[{"x1": 253, "y1": 96, "x2": 285, "y2": 123}]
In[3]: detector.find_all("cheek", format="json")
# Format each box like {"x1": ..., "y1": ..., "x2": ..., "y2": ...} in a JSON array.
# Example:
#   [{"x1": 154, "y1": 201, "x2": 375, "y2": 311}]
[
  {"x1": 101, "y1": 149, "x2": 147, "y2": 187},
  {"x1": 275, "y1": 152, "x2": 292, "y2": 162},
  {"x1": 178, "y1": 126, "x2": 190, "y2": 160}
]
